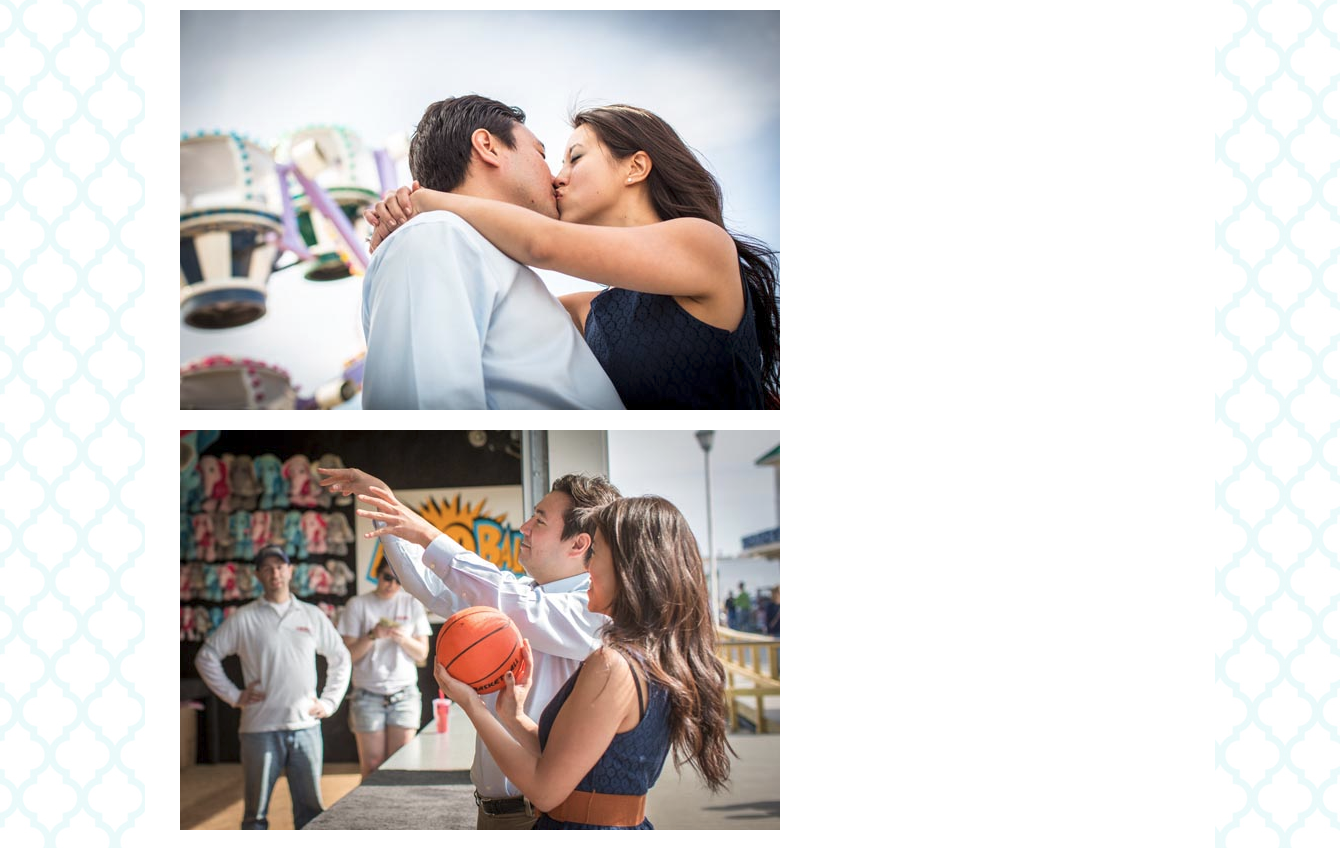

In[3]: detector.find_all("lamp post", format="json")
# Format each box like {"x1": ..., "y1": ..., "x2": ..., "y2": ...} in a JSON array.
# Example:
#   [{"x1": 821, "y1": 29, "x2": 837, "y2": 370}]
[{"x1": 694, "y1": 430, "x2": 719, "y2": 627}]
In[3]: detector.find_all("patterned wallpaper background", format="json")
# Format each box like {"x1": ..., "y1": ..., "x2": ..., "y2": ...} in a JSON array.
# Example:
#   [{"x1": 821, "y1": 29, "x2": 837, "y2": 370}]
[
  {"x1": 2, "y1": 0, "x2": 1333, "y2": 842},
  {"x1": 0, "y1": 0, "x2": 147, "y2": 842},
  {"x1": 1217, "y1": 1, "x2": 1340, "y2": 845}
]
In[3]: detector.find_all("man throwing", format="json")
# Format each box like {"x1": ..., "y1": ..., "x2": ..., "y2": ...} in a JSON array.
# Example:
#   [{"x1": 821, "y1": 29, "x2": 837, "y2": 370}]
[
  {"x1": 360, "y1": 94, "x2": 623, "y2": 410},
  {"x1": 194, "y1": 545, "x2": 352, "y2": 829},
  {"x1": 317, "y1": 465, "x2": 618, "y2": 829}
]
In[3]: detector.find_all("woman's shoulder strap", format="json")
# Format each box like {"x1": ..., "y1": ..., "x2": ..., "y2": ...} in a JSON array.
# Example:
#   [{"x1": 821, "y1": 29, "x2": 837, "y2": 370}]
[{"x1": 617, "y1": 650, "x2": 648, "y2": 722}]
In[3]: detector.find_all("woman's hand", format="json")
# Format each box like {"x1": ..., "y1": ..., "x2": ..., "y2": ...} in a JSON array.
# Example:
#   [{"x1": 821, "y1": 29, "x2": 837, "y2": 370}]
[
  {"x1": 364, "y1": 182, "x2": 420, "y2": 252},
  {"x1": 408, "y1": 186, "x2": 451, "y2": 217},
  {"x1": 433, "y1": 661, "x2": 485, "y2": 714},
  {"x1": 356, "y1": 487, "x2": 442, "y2": 548},
  {"x1": 496, "y1": 639, "x2": 533, "y2": 724}
]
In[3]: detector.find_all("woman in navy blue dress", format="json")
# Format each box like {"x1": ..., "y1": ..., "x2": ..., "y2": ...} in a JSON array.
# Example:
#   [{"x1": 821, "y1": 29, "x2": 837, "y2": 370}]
[
  {"x1": 433, "y1": 496, "x2": 733, "y2": 828},
  {"x1": 368, "y1": 104, "x2": 780, "y2": 409}
]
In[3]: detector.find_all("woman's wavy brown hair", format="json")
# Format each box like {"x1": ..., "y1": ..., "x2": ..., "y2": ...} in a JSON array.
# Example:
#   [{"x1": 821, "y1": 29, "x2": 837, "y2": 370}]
[
  {"x1": 582, "y1": 496, "x2": 733, "y2": 792},
  {"x1": 572, "y1": 105, "x2": 781, "y2": 408}
]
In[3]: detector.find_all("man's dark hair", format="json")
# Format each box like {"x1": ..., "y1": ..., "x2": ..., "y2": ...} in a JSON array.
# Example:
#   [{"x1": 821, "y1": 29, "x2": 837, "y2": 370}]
[
  {"x1": 408, "y1": 95, "x2": 526, "y2": 192},
  {"x1": 549, "y1": 473, "x2": 620, "y2": 541}
]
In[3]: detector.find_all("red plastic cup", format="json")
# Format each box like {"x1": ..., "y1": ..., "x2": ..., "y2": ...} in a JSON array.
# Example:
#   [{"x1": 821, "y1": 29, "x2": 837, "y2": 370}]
[{"x1": 433, "y1": 698, "x2": 450, "y2": 734}]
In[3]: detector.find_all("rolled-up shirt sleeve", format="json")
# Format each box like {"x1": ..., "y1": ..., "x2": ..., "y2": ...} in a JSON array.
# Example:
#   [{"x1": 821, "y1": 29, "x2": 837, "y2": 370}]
[{"x1": 422, "y1": 534, "x2": 606, "y2": 661}]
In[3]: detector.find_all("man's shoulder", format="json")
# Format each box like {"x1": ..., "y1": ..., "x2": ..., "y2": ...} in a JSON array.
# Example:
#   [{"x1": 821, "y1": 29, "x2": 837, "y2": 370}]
[
  {"x1": 231, "y1": 598, "x2": 265, "y2": 617},
  {"x1": 211, "y1": 599, "x2": 264, "y2": 632},
  {"x1": 537, "y1": 571, "x2": 593, "y2": 597},
  {"x1": 367, "y1": 209, "x2": 521, "y2": 294},
  {"x1": 380, "y1": 210, "x2": 502, "y2": 255},
  {"x1": 291, "y1": 596, "x2": 325, "y2": 614}
]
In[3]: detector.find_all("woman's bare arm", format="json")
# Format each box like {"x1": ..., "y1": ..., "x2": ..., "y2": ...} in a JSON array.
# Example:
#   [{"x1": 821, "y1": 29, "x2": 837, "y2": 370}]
[
  {"x1": 411, "y1": 190, "x2": 739, "y2": 305},
  {"x1": 437, "y1": 647, "x2": 639, "y2": 811}
]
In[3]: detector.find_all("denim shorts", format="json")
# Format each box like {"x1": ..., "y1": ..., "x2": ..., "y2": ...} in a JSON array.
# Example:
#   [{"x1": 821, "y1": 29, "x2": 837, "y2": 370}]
[{"x1": 348, "y1": 685, "x2": 422, "y2": 734}]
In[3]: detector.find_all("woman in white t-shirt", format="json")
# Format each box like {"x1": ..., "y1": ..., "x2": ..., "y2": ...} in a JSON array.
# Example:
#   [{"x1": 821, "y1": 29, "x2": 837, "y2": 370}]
[{"x1": 337, "y1": 561, "x2": 432, "y2": 778}]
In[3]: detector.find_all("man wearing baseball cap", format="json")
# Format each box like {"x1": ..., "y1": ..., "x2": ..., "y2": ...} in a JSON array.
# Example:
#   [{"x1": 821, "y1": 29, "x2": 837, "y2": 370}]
[{"x1": 195, "y1": 544, "x2": 352, "y2": 829}]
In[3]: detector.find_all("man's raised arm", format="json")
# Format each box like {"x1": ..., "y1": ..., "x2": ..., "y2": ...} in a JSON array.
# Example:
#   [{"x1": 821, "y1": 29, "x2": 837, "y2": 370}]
[{"x1": 315, "y1": 466, "x2": 466, "y2": 618}]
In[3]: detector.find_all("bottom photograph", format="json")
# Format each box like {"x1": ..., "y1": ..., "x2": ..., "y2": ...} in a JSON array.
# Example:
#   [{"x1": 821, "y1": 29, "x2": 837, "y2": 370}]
[{"x1": 179, "y1": 429, "x2": 781, "y2": 831}]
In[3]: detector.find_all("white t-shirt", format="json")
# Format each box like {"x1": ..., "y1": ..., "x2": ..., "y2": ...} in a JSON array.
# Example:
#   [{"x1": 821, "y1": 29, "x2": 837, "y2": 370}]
[
  {"x1": 338, "y1": 590, "x2": 432, "y2": 694},
  {"x1": 360, "y1": 210, "x2": 625, "y2": 410}
]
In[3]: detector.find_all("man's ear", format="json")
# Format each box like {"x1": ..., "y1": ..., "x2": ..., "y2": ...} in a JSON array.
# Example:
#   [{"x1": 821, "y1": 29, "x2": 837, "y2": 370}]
[
  {"x1": 471, "y1": 128, "x2": 505, "y2": 169},
  {"x1": 625, "y1": 151, "x2": 652, "y2": 185},
  {"x1": 567, "y1": 531, "x2": 592, "y2": 559}
]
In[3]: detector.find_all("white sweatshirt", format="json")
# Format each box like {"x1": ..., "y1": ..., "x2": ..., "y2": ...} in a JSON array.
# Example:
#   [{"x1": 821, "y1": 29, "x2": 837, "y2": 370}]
[{"x1": 195, "y1": 598, "x2": 351, "y2": 733}]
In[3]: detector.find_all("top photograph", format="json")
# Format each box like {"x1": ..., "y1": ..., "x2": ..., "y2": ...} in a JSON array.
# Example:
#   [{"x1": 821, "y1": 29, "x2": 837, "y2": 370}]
[{"x1": 179, "y1": 10, "x2": 780, "y2": 411}]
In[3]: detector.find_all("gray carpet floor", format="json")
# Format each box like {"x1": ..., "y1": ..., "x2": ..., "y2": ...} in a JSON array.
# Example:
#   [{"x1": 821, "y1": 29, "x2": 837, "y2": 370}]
[{"x1": 304, "y1": 776, "x2": 478, "y2": 830}]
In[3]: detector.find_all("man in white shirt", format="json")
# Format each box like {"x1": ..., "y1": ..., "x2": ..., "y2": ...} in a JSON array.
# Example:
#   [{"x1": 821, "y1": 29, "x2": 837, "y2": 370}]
[
  {"x1": 317, "y1": 465, "x2": 619, "y2": 829},
  {"x1": 194, "y1": 545, "x2": 352, "y2": 830},
  {"x1": 360, "y1": 94, "x2": 624, "y2": 410},
  {"x1": 338, "y1": 561, "x2": 431, "y2": 779}
]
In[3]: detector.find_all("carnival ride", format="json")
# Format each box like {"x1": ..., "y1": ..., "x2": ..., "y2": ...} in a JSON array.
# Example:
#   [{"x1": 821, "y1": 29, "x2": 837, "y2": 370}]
[{"x1": 180, "y1": 125, "x2": 404, "y2": 409}]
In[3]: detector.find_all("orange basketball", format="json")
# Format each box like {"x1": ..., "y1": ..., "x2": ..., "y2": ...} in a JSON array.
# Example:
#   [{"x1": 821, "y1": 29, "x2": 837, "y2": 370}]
[{"x1": 435, "y1": 606, "x2": 527, "y2": 695}]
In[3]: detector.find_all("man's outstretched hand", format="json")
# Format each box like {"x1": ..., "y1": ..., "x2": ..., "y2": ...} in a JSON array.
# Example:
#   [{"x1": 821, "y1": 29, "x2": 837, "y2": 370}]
[
  {"x1": 356, "y1": 487, "x2": 442, "y2": 549},
  {"x1": 316, "y1": 466, "x2": 391, "y2": 501}
]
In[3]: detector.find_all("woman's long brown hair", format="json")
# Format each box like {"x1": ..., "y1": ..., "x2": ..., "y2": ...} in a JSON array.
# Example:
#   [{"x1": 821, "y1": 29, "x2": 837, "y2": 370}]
[
  {"x1": 584, "y1": 496, "x2": 733, "y2": 792},
  {"x1": 572, "y1": 105, "x2": 781, "y2": 408}
]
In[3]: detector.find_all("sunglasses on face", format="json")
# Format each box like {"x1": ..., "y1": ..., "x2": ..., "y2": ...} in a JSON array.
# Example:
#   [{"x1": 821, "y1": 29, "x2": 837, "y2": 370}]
[{"x1": 378, "y1": 571, "x2": 399, "y2": 583}]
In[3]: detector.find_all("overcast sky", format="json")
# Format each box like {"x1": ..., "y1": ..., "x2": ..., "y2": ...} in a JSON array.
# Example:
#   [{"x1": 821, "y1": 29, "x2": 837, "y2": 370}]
[
  {"x1": 607, "y1": 429, "x2": 780, "y2": 559},
  {"x1": 180, "y1": 10, "x2": 780, "y2": 396},
  {"x1": 606, "y1": 429, "x2": 780, "y2": 601}
]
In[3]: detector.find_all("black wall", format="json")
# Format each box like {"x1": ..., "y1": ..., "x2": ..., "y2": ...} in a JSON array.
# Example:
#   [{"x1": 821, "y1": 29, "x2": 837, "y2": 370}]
[
  {"x1": 202, "y1": 429, "x2": 522, "y2": 489},
  {"x1": 182, "y1": 429, "x2": 522, "y2": 764}
]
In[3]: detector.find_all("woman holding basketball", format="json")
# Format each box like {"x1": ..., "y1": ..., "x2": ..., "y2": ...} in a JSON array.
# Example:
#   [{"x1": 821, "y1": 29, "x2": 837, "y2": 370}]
[{"x1": 431, "y1": 496, "x2": 732, "y2": 829}]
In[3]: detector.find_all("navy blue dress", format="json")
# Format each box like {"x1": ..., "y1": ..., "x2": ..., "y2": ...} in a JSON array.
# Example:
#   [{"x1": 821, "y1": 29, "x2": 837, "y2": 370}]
[
  {"x1": 583, "y1": 286, "x2": 764, "y2": 409},
  {"x1": 532, "y1": 657, "x2": 671, "y2": 830}
]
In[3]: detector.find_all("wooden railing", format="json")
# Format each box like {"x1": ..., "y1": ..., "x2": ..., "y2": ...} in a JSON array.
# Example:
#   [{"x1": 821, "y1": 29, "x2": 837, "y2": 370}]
[{"x1": 715, "y1": 627, "x2": 780, "y2": 733}]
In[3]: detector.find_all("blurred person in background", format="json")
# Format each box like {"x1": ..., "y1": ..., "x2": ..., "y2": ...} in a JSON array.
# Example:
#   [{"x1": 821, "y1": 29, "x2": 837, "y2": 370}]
[{"x1": 338, "y1": 560, "x2": 431, "y2": 778}]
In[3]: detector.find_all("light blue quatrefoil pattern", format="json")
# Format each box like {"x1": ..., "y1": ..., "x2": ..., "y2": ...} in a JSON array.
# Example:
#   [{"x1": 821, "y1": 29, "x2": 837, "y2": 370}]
[
  {"x1": 0, "y1": 0, "x2": 146, "y2": 844},
  {"x1": 1217, "y1": 1, "x2": 1340, "y2": 845}
]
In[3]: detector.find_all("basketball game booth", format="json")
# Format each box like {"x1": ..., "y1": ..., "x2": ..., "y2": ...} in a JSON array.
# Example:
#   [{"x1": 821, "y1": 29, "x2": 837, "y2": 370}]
[
  {"x1": 180, "y1": 430, "x2": 598, "y2": 827},
  {"x1": 178, "y1": 430, "x2": 780, "y2": 829},
  {"x1": 179, "y1": 126, "x2": 403, "y2": 408}
]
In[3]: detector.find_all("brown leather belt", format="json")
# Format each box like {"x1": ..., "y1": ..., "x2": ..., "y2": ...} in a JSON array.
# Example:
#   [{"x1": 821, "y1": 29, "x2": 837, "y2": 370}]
[{"x1": 544, "y1": 789, "x2": 647, "y2": 827}]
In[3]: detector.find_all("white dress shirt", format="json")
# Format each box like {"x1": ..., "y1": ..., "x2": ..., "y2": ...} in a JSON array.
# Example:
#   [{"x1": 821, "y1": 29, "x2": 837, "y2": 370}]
[
  {"x1": 194, "y1": 598, "x2": 352, "y2": 734},
  {"x1": 360, "y1": 210, "x2": 625, "y2": 410},
  {"x1": 377, "y1": 526, "x2": 607, "y2": 799}
]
